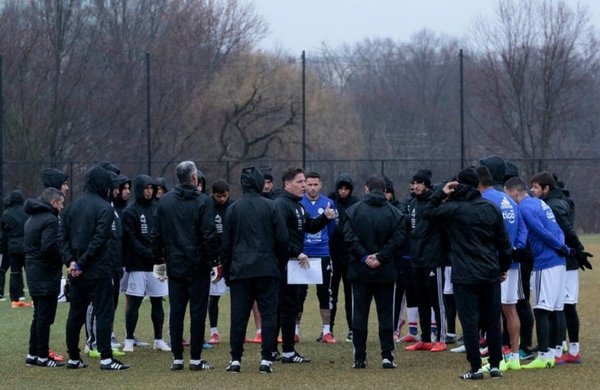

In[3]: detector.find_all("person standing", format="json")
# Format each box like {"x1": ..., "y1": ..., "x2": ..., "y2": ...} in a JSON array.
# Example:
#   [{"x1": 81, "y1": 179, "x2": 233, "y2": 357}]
[
  {"x1": 423, "y1": 168, "x2": 512, "y2": 380},
  {"x1": 62, "y1": 165, "x2": 129, "y2": 370},
  {"x1": 222, "y1": 167, "x2": 288, "y2": 374},
  {"x1": 153, "y1": 161, "x2": 217, "y2": 371},
  {"x1": 24, "y1": 188, "x2": 65, "y2": 367},
  {"x1": 344, "y1": 174, "x2": 406, "y2": 369}
]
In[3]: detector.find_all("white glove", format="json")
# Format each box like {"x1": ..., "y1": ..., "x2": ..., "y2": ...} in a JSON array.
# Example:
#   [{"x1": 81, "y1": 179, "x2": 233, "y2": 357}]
[{"x1": 153, "y1": 264, "x2": 167, "y2": 281}]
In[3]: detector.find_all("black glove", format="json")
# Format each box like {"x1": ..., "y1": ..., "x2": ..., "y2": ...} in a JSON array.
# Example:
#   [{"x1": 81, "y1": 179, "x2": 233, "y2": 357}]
[
  {"x1": 575, "y1": 251, "x2": 593, "y2": 271},
  {"x1": 557, "y1": 246, "x2": 573, "y2": 258},
  {"x1": 512, "y1": 247, "x2": 532, "y2": 264}
]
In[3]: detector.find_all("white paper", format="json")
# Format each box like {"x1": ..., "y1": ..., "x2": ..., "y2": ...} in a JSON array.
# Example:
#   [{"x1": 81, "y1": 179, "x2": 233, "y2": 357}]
[{"x1": 287, "y1": 259, "x2": 323, "y2": 284}]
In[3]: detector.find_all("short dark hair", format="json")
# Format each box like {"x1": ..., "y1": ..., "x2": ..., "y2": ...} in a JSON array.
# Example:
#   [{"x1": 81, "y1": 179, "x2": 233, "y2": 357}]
[
  {"x1": 365, "y1": 174, "x2": 386, "y2": 192},
  {"x1": 41, "y1": 187, "x2": 64, "y2": 204},
  {"x1": 212, "y1": 179, "x2": 229, "y2": 194},
  {"x1": 282, "y1": 167, "x2": 303, "y2": 184},
  {"x1": 503, "y1": 176, "x2": 527, "y2": 192},
  {"x1": 530, "y1": 171, "x2": 556, "y2": 190},
  {"x1": 305, "y1": 171, "x2": 321, "y2": 180},
  {"x1": 176, "y1": 161, "x2": 197, "y2": 185},
  {"x1": 475, "y1": 166, "x2": 493, "y2": 187}
]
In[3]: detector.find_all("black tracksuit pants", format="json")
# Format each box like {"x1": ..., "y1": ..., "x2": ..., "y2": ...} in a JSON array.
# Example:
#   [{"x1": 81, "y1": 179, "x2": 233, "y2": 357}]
[
  {"x1": 66, "y1": 277, "x2": 115, "y2": 360},
  {"x1": 330, "y1": 256, "x2": 352, "y2": 333},
  {"x1": 29, "y1": 295, "x2": 59, "y2": 358},
  {"x1": 352, "y1": 282, "x2": 395, "y2": 362},
  {"x1": 230, "y1": 277, "x2": 279, "y2": 362},
  {"x1": 168, "y1": 273, "x2": 210, "y2": 361},
  {"x1": 8, "y1": 253, "x2": 25, "y2": 301},
  {"x1": 454, "y1": 282, "x2": 502, "y2": 371},
  {"x1": 276, "y1": 277, "x2": 303, "y2": 353}
]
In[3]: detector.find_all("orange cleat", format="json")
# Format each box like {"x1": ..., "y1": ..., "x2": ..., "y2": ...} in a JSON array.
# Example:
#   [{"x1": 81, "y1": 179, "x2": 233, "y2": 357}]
[
  {"x1": 49, "y1": 350, "x2": 65, "y2": 362},
  {"x1": 430, "y1": 342, "x2": 447, "y2": 352},
  {"x1": 322, "y1": 333, "x2": 337, "y2": 344},
  {"x1": 405, "y1": 342, "x2": 433, "y2": 351},
  {"x1": 11, "y1": 301, "x2": 32, "y2": 308},
  {"x1": 560, "y1": 353, "x2": 581, "y2": 364},
  {"x1": 209, "y1": 333, "x2": 220, "y2": 344}
]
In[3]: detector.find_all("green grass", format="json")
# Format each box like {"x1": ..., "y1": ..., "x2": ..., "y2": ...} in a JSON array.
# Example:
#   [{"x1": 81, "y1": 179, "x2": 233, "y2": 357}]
[{"x1": 1, "y1": 235, "x2": 599, "y2": 389}]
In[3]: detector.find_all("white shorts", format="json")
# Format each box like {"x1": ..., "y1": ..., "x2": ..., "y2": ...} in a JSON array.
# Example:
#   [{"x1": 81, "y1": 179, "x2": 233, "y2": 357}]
[
  {"x1": 443, "y1": 266, "x2": 453, "y2": 295},
  {"x1": 119, "y1": 269, "x2": 129, "y2": 292},
  {"x1": 501, "y1": 267, "x2": 523, "y2": 304},
  {"x1": 209, "y1": 278, "x2": 229, "y2": 297},
  {"x1": 530, "y1": 265, "x2": 566, "y2": 311},
  {"x1": 126, "y1": 271, "x2": 168, "y2": 298},
  {"x1": 564, "y1": 270, "x2": 579, "y2": 304}
]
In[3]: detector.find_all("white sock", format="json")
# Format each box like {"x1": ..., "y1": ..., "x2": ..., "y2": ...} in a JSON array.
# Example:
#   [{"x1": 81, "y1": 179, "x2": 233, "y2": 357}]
[
  {"x1": 260, "y1": 359, "x2": 271, "y2": 366},
  {"x1": 540, "y1": 351, "x2": 553, "y2": 360},
  {"x1": 111, "y1": 332, "x2": 116, "y2": 338},
  {"x1": 562, "y1": 340, "x2": 568, "y2": 351},
  {"x1": 173, "y1": 359, "x2": 184, "y2": 365},
  {"x1": 68, "y1": 359, "x2": 80, "y2": 364},
  {"x1": 511, "y1": 353, "x2": 520, "y2": 361},
  {"x1": 282, "y1": 352, "x2": 295, "y2": 358},
  {"x1": 101, "y1": 358, "x2": 112, "y2": 365},
  {"x1": 27, "y1": 354, "x2": 37, "y2": 360},
  {"x1": 256, "y1": 328, "x2": 261, "y2": 335},
  {"x1": 295, "y1": 325, "x2": 300, "y2": 335},
  {"x1": 554, "y1": 346, "x2": 562, "y2": 358},
  {"x1": 190, "y1": 359, "x2": 201, "y2": 365},
  {"x1": 38, "y1": 357, "x2": 48, "y2": 363},
  {"x1": 569, "y1": 342, "x2": 580, "y2": 356},
  {"x1": 230, "y1": 360, "x2": 240, "y2": 366},
  {"x1": 210, "y1": 327, "x2": 218, "y2": 334},
  {"x1": 323, "y1": 325, "x2": 331, "y2": 334}
]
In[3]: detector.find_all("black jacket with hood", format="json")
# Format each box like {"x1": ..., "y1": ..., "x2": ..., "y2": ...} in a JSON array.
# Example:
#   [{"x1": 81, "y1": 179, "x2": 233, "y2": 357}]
[
  {"x1": 61, "y1": 165, "x2": 115, "y2": 280},
  {"x1": 328, "y1": 173, "x2": 359, "y2": 265},
  {"x1": 423, "y1": 185, "x2": 512, "y2": 284},
  {"x1": 24, "y1": 198, "x2": 62, "y2": 296},
  {"x1": 343, "y1": 190, "x2": 406, "y2": 284},
  {"x1": 406, "y1": 189, "x2": 436, "y2": 268},
  {"x1": 153, "y1": 181, "x2": 217, "y2": 280},
  {"x1": 42, "y1": 168, "x2": 68, "y2": 190},
  {"x1": 221, "y1": 167, "x2": 288, "y2": 281},
  {"x1": 209, "y1": 193, "x2": 234, "y2": 266},
  {"x1": 122, "y1": 175, "x2": 158, "y2": 272},
  {"x1": 1, "y1": 191, "x2": 28, "y2": 255}
]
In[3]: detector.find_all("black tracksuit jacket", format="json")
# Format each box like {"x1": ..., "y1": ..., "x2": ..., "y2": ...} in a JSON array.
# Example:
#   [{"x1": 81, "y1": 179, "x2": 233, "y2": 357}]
[{"x1": 1, "y1": 191, "x2": 27, "y2": 256}]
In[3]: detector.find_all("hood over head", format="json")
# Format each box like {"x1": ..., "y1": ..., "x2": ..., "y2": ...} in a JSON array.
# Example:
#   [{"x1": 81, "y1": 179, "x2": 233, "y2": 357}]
[
  {"x1": 259, "y1": 166, "x2": 274, "y2": 181},
  {"x1": 41, "y1": 168, "x2": 68, "y2": 190},
  {"x1": 84, "y1": 165, "x2": 112, "y2": 200},
  {"x1": 384, "y1": 176, "x2": 396, "y2": 199},
  {"x1": 155, "y1": 177, "x2": 169, "y2": 192},
  {"x1": 335, "y1": 173, "x2": 354, "y2": 193},
  {"x1": 478, "y1": 156, "x2": 506, "y2": 185},
  {"x1": 96, "y1": 161, "x2": 120, "y2": 175},
  {"x1": 8, "y1": 190, "x2": 25, "y2": 207},
  {"x1": 24, "y1": 197, "x2": 56, "y2": 216},
  {"x1": 133, "y1": 175, "x2": 157, "y2": 203},
  {"x1": 241, "y1": 167, "x2": 264, "y2": 194}
]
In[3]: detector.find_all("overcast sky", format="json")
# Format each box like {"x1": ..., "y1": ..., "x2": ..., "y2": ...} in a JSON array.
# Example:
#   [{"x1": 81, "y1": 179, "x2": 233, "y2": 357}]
[{"x1": 252, "y1": 0, "x2": 600, "y2": 55}]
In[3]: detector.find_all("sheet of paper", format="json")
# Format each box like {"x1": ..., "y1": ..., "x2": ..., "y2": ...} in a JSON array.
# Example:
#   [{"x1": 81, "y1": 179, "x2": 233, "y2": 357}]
[{"x1": 287, "y1": 259, "x2": 323, "y2": 284}]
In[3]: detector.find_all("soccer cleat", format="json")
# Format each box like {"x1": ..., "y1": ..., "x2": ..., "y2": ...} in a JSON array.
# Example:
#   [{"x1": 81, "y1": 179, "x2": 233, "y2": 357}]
[
  {"x1": 111, "y1": 336, "x2": 122, "y2": 349},
  {"x1": 209, "y1": 333, "x2": 220, "y2": 344},
  {"x1": 555, "y1": 356, "x2": 566, "y2": 366},
  {"x1": 445, "y1": 335, "x2": 457, "y2": 344},
  {"x1": 112, "y1": 348, "x2": 126, "y2": 357},
  {"x1": 459, "y1": 368, "x2": 485, "y2": 380},
  {"x1": 488, "y1": 367, "x2": 502, "y2": 378},
  {"x1": 66, "y1": 360, "x2": 88, "y2": 369},
  {"x1": 382, "y1": 358, "x2": 397, "y2": 369},
  {"x1": 153, "y1": 339, "x2": 172, "y2": 352},
  {"x1": 405, "y1": 341, "x2": 433, "y2": 351},
  {"x1": 519, "y1": 348, "x2": 535, "y2": 360},
  {"x1": 226, "y1": 361, "x2": 241, "y2": 373},
  {"x1": 11, "y1": 300, "x2": 32, "y2": 308},
  {"x1": 502, "y1": 345, "x2": 512, "y2": 355},
  {"x1": 37, "y1": 357, "x2": 65, "y2": 367},
  {"x1": 100, "y1": 358, "x2": 130, "y2": 370},
  {"x1": 87, "y1": 348, "x2": 101, "y2": 358},
  {"x1": 122, "y1": 339, "x2": 134, "y2": 352},
  {"x1": 281, "y1": 352, "x2": 311, "y2": 363},
  {"x1": 400, "y1": 333, "x2": 420, "y2": 343},
  {"x1": 522, "y1": 357, "x2": 555, "y2": 369},
  {"x1": 49, "y1": 350, "x2": 64, "y2": 362},
  {"x1": 500, "y1": 358, "x2": 521, "y2": 371},
  {"x1": 190, "y1": 360, "x2": 213, "y2": 371},
  {"x1": 271, "y1": 351, "x2": 281, "y2": 361},
  {"x1": 450, "y1": 345, "x2": 466, "y2": 353},
  {"x1": 561, "y1": 353, "x2": 581, "y2": 364},
  {"x1": 202, "y1": 342, "x2": 213, "y2": 349},
  {"x1": 247, "y1": 333, "x2": 262, "y2": 344},
  {"x1": 430, "y1": 342, "x2": 447, "y2": 352},
  {"x1": 345, "y1": 331, "x2": 353, "y2": 343},
  {"x1": 353, "y1": 360, "x2": 366, "y2": 369},
  {"x1": 259, "y1": 362, "x2": 273, "y2": 374},
  {"x1": 322, "y1": 333, "x2": 337, "y2": 344},
  {"x1": 171, "y1": 362, "x2": 184, "y2": 371},
  {"x1": 133, "y1": 337, "x2": 149, "y2": 347},
  {"x1": 25, "y1": 356, "x2": 38, "y2": 366}
]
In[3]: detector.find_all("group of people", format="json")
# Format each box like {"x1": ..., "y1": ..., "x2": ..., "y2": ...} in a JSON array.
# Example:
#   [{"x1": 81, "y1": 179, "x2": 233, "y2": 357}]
[{"x1": 0, "y1": 156, "x2": 593, "y2": 379}]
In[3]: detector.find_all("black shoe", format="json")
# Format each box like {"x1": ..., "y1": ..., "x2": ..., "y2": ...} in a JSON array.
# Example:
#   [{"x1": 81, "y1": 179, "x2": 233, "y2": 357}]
[
  {"x1": 489, "y1": 367, "x2": 502, "y2": 378},
  {"x1": 459, "y1": 368, "x2": 484, "y2": 380},
  {"x1": 25, "y1": 356, "x2": 38, "y2": 366},
  {"x1": 353, "y1": 360, "x2": 366, "y2": 369},
  {"x1": 171, "y1": 363, "x2": 184, "y2": 371},
  {"x1": 445, "y1": 335, "x2": 457, "y2": 344},
  {"x1": 281, "y1": 352, "x2": 311, "y2": 363},
  {"x1": 226, "y1": 361, "x2": 240, "y2": 373},
  {"x1": 345, "y1": 331, "x2": 353, "y2": 342},
  {"x1": 190, "y1": 360, "x2": 213, "y2": 371},
  {"x1": 259, "y1": 363, "x2": 273, "y2": 374},
  {"x1": 271, "y1": 351, "x2": 281, "y2": 361},
  {"x1": 316, "y1": 333, "x2": 323, "y2": 342},
  {"x1": 382, "y1": 358, "x2": 397, "y2": 369},
  {"x1": 100, "y1": 358, "x2": 130, "y2": 370},
  {"x1": 66, "y1": 360, "x2": 88, "y2": 369},
  {"x1": 37, "y1": 357, "x2": 65, "y2": 367}
]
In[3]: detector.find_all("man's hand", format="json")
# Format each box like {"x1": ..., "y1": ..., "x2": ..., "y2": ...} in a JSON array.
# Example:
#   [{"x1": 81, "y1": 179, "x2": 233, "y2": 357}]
[
  {"x1": 153, "y1": 264, "x2": 168, "y2": 281},
  {"x1": 442, "y1": 181, "x2": 459, "y2": 195},
  {"x1": 298, "y1": 253, "x2": 310, "y2": 269},
  {"x1": 499, "y1": 272, "x2": 508, "y2": 282},
  {"x1": 365, "y1": 254, "x2": 381, "y2": 269},
  {"x1": 323, "y1": 202, "x2": 335, "y2": 220},
  {"x1": 576, "y1": 251, "x2": 593, "y2": 271},
  {"x1": 69, "y1": 261, "x2": 82, "y2": 278}
]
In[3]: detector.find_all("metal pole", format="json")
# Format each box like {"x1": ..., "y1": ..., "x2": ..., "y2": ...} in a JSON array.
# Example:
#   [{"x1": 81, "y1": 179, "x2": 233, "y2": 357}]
[
  {"x1": 459, "y1": 49, "x2": 465, "y2": 169},
  {"x1": 146, "y1": 52, "x2": 152, "y2": 176},
  {"x1": 0, "y1": 54, "x2": 4, "y2": 209},
  {"x1": 302, "y1": 50, "x2": 306, "y2": 169}
]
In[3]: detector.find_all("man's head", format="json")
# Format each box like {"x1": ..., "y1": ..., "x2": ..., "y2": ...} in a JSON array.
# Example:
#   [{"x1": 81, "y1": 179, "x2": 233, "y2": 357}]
[
  {"x1": 478, "y1": 155, "x2": 506, "y2": 185},
  {"x1": 475, "y1": 165, "x2": 493, "y2": 190},
  {"x1": 120, "y1": 181, "x2": 131, "y2": 201},
  {"x1": 530, "y1": 171, "x2": 555, "y2": 198},
  {"x1": 41, "y1": 187, "x2": 65, "y2": 212},
  {"x1": 503, "y1": 176, "x2": 529, "y2": 204},
  {"x1": 282, "y1": 167, "x2": 305, "y2": 198},
  {"x1": 336, "y1": 173, "x2": 354, "y2": 200},
  {"x1": 259, "y1": 166, "x2": 274, "y2": 194},
  {"x1": 212, "y1": 179, "x2": 230, "y2": 205},
  {"x1": 384, "y1": 176, "x2": 395, "y2": 202},
  {"x1": 364, "y1": 174, "x2": 386, "y2": 194},
  {"x1": 457, "y1": 167, "x2": 479, "y2": 188},
  {"x1": 305, "y1": 171, "x2": 322, "y2": 201},
  {"x1": 411, "y1": 169, "x2": 432, "y2": 196},
  {"x1": 42, "y1": 168, "x2": 69, "y2": 196},
  {"x1": 155, "y1": 178, "x2": 168, "y2": 199},
  {"x1": 176, "y1": 161, "x2": 198, "y2": 186}
]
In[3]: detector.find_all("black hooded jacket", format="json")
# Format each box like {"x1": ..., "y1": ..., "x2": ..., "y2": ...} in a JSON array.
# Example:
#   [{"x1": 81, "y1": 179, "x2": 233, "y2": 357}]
[
  {"x1": 221, "y1": 167, "x2": 288, "y2": 281},
  {"x1": 24, "y1": 198, "x2": 62, "y2": 296},
  {"x1": 542, "y1": 188, "x2": 583, "y2": 271},
  {"x1": 1, "y1": 191, "x2": 28, "y2": 255},
  {"x1": 423, "y1": 185, "x2": 512, "y2": 284},
  {"x1": 209, "y1": 193, "x2": 234, "y2": 266},
  {"x1": 406, "y1": 189, "x2": 434, "y2": 267},
  {"x1": 328, "y1": 173, "x2": 359, "y2": 264},
  {"x1": 42, "y1": 168, "x2": 68, "y2": 190},
  {"x1": 343, "y1": 190, "x2": 406, "y2": 284},
  {"x1": 153, "y1": 181, "x2": 217, "y2": 280},
  {"x1": 122, "y1": 175, "x2": 158, "y2": 272},
  {"x1": 61, "y1": 165, "x2": 115, "y2": 280}
]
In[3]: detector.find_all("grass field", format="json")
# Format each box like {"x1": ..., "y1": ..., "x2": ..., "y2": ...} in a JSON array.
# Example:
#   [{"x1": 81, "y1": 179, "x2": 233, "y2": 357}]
[{"x1": 1, "y1": 236, "x2": 599, "y2": 389}]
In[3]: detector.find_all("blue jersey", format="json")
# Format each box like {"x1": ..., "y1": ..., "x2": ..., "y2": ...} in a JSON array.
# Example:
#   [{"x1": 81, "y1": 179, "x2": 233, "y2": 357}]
[
  {"x1": 300, "y1": 194, "x2": 336, "y2": 257},
  {"x1": 518, "y1": 196, "x2": 566, "y2": 271},
  {"x1": 482, "y1": 188, "x2": 528, "y2": 270}
]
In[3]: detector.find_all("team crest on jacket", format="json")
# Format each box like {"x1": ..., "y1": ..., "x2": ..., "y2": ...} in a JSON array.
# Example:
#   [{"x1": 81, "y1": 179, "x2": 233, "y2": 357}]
[{"x1": 500, "y1": 197, "x2": 516, "y2": 224}]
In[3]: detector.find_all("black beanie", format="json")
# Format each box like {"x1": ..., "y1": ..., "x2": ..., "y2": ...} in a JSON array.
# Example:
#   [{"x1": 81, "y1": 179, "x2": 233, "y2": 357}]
[
  {"x1": 412, "y1": 169, "x2": 432, "y2": 187},
  {"x1": 457, "y1": 168, "x2": 479, "y2": 188}
]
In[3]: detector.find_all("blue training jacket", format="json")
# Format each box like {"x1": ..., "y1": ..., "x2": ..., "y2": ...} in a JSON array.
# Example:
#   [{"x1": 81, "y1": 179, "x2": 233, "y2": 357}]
[{"x1": 300, "y1": 194, "x2": 336, "y2": 257}]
